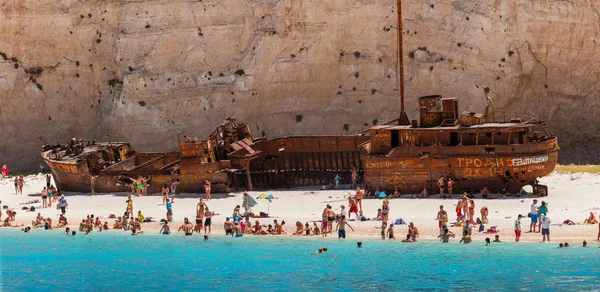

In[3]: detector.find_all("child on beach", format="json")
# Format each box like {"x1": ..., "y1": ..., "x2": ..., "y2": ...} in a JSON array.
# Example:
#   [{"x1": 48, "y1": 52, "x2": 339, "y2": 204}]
[
  {"x1": 387, "y1": 224, "x2": 395, "y2": 239},
  {"x1": 515, "y1": 214, "x2": 523, "y2": 242},
  {"x1": 166, "y1": 199, "x2": 173, "y2": 222},
  {"x1": 493, "y1": 235, "x2": 501, "y2": 242},
  {"x1": 541, "y1": 214, "x2": 551, "y2": 242},
  {"x1": 335, "y1": 215, "x2": 354, "y2": 239},
  {"x1": 381, "y1": 221, "x2": 387, "y2": 239},
  {"x1": 408, "y1": 222, "x2": 419, "y2": 241},
  {"x1": 160, "y1": 221, "x2": 170, "y2": 235}
]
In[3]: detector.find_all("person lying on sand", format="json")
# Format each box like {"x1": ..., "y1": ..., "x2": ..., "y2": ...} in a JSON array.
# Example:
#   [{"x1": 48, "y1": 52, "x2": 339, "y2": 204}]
[{"x1": 20, "y1": 199, "x2": 40, "y2": 205}]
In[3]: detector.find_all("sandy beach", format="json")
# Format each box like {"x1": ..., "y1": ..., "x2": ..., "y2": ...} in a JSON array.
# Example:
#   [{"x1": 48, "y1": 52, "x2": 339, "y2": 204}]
[{"x1": 1, "y1": 171, "x2": 599, "y2": 243}]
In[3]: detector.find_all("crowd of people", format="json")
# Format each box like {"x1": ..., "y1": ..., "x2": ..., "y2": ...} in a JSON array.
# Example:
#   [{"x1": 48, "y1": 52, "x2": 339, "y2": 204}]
[{"x1": 2, "y1": 169, "x2": 600, "y2": 247}]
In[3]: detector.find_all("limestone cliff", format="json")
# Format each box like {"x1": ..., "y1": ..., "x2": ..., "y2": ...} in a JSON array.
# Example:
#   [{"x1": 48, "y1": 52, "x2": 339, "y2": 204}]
[{"x1": 0, "y1": 0, "x2": 596, "y2": 170}]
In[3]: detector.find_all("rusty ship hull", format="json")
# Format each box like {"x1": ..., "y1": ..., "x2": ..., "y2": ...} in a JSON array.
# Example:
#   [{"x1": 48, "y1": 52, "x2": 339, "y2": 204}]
[
  {"x1": 43, "y1": 152, "x2": 231, "y2": 194},
  {"x1": 360, "y1": 140, "x2": 558, "y2": 194}
]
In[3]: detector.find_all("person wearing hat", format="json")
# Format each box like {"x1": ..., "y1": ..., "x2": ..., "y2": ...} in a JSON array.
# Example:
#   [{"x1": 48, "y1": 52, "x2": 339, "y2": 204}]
[
  {"x1": 514, "y1": 214, "x2": 523, "y2": 242},
  {"x1": 529, "y1": 199, "x2": 539, "y2": 233},
  {"x1": 59, "y1": 195, "x2": 68, "y2": 215}
]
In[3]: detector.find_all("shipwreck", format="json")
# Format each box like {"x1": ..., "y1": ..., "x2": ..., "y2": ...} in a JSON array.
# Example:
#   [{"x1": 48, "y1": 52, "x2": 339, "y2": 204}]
[{"x1": 42, "y1": 0, "x2": 558, "y2": 195}]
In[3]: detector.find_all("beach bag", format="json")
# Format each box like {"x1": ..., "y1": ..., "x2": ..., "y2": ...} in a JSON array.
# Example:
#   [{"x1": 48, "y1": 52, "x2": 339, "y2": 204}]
[
  {"x1": 394, "y1": 218, "x2": 406, "y2": 225},
  {"x1": 479, "y1": 224, "x2": 485, "y2": 232},
  {"x1": 30, "y1": 206, "x2": 35, "y2": 212},
  {"x1": 259, "y1": 212, "x2": 267, "y2": 217}
]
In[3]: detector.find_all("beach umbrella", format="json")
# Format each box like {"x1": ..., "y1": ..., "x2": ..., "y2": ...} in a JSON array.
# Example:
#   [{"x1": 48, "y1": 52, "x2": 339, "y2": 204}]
[
  {"x1": 242, "y1": 193, "x2": 258, "y2": 210},
  {"x1": 256, "y1": 194, "x2": 280, "y2": 214}
]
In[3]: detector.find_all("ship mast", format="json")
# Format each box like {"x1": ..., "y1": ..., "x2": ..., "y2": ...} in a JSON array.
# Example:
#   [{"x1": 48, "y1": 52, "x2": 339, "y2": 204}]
[{"x1": 397, "y1": 0, "x2": 410, "y2": 125}]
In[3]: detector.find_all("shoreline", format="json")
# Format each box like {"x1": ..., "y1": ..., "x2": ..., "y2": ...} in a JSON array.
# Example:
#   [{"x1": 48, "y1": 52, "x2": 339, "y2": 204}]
[
  {"x1": 1, "y1": 227, "x2": 596, "y2": 245},
  {"x1": 1, "y1": 172, "x2": 600, "y2": 245}
]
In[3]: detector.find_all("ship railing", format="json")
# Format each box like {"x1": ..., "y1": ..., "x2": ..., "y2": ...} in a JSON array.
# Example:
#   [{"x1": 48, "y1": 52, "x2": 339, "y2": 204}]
[{"x1": 488, "y1": 112, "x2": 540, "y2": 123}]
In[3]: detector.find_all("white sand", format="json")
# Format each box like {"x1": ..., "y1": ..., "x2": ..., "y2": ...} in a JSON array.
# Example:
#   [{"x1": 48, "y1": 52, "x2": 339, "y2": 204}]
[{"x1": 1, "y1": 172, "x2": 599, "y2": 242}]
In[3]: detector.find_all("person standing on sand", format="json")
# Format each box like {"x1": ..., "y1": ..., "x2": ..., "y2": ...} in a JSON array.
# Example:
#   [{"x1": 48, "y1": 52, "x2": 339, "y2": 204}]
[
  {"x1": 204, "y1": 179, "x2": 211, "y2": 200},
  {"x1": 196, "y1": 198, "x2": 205, "y2": 232},
  {"x1": 436, "y1": 205, "x2": 448, "y2": 231},
  {"x1": 456, "y1": 198, "x2": 463, "y2": 222},
  {"x1": 326, "y1": 205, "x2": 336, "y2": 234},
  {"x1": 355, "y1": 188, "x2": 363, "y2": 212},
  {"x1": 14, "y1": 177, "x2": 19, "y2": 194},
  {"x1": 59, "y1": 195, "x2": 67, "y2": 215},
  {"x1": 41, "y1": 187, "x2": 48, "y2": 208},
  {"x1": 141, "y1": 175, "x2": 150, "y2": 196},
  {"x1": 224, "y1": 217, "x2": 234, "y2": 236},
  {"x1": 1, "y1": 164, "x2": 8, "y2": 179},
  {"x1": 161, "y1": 184, "x2": 169, "y2": 205},
  {"x1": 334, "y1": 174, "x2": 340, "y2": 189},
  {"x1": 336, "y1": 215, "x2": 354, "y2": 239},
  {"x1": 19, "y1": 176, "x2": 25, "y2": 193},
  {"x1": 437, "y1": 175, "x2": 445, "y2": 197},
  {"x1": 529, "y1": 199, "x2": 539, "y2": 233},
  {"x1": 541, "y1": 214, "x2": 551, "y2": 242},
  {"x1": 461, "y1": 196, "x2": 469, "y2": 221},
  {"x1": 468, "y1": 200, "x2": 475, "y2": 223},
  {"x1": 90, "y1": 176, "x2": 96, "y2": 196},
  {"x1": 387, "y1": 224, "x2": 395, "y2": 239},
  {"x1": 348, "y1": 196, "x2": 358, "y2": 219},
  {"x1": 447, "y1": 178, "x2": 454, "y2": 199},
  {"x1": 351, "y1": 167, "x2": 358, "y2": 188},
  {"x1": 204, "y1": 208, "x2": 212, "y2": 233},
  {"x1": 170, "y1": 179, "x2": 179, "y2": 203},
  {"x1": 125, "y1": 195, "x2": 133, "y2": 216},
  {"x1": 45, "y1": 174, "x2": 51, "y2": 188},
  {"x1": 538, "y1": 201, "x2": 548, "y2": 231},
  {"x1": 135, "y1": 177, "x2": 143, "y2": 197},
  {"x1": 166, "y1": 199, "x2": 173, "y2": 222},
  {"x1": 381, "y1": 197, "x2": 390, "y2": 223},
  {"x1": 515, "y1": 214, "x2": 522, "y2": 242}
]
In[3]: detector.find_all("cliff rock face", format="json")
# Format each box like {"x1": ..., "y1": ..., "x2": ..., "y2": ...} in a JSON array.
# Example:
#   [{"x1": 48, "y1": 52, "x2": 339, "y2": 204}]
[{"x1": 0, "y1": 0, "x2": 596, "y2": 170}]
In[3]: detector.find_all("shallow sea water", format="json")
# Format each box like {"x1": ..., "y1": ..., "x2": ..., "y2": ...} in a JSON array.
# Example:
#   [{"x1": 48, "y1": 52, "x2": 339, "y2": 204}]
[{"x1": 1, "y1": 229, "x2": 599, "y2": 291}]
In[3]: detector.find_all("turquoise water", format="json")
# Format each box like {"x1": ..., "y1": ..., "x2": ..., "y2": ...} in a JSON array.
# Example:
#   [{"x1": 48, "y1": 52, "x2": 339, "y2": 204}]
[{"x1": 1, "y1": 230, "x2": 599, "y2": 291}]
